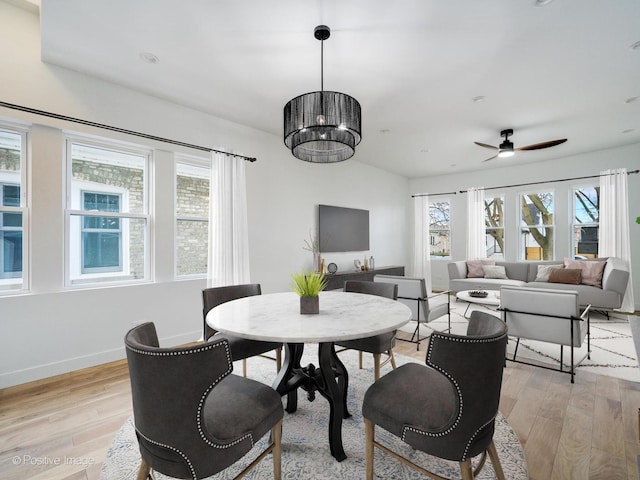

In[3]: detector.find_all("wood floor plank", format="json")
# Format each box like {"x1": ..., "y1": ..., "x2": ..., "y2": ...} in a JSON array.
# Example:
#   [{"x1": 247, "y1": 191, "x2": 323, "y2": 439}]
[
  {"x1": 593, "y1": 394, "x2": 625, "y2": 457},
  {"x1": 538, "y1": 381, "x2": 571, "y2": 423},
  {"x1": 505, "y1": 382, "x2": 548, "y2": 445},
  {"x1": 523, "y1": 415, "x2": 564, "y2": 479},
  {"x1": 550, "y1": 404, "x2": 592, "y2": 480},
  {"x1": 589, "y1": 446, "x2": 627, "y2": 480}
]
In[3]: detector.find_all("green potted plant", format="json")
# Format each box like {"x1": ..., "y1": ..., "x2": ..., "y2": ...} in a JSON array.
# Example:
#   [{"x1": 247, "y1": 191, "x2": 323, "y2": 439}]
[{"x1": 291, "y1": 270, "x2": 327, "y2": 314}]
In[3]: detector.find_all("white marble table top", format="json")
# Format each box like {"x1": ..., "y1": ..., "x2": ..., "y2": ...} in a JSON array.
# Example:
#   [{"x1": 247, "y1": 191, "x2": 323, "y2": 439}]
[{"x1": 207, "y1": 291, "x2": 412, "y2": 343}]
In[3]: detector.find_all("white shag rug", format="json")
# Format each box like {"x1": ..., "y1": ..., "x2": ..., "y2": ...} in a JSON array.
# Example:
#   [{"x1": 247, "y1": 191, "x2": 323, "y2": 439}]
[{"x1": 100, "y1": 350, "x2": 527, "y2": 480}]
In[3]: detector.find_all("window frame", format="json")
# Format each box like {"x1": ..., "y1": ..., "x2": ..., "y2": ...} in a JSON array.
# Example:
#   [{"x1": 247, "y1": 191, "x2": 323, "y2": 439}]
[
  {"x1": 174, "y1": 154, "x2": 210, "y2": 279},
  {"x1": 519, "y1": 189, "x2": 555, "y2": 261},
  {"x1": 484, "y1": 193, "x2": 505, "y2": 260},
  {"x1": 571, "y1": 183, "x2": 600, "y2": 259},
  {"x1": 428, "y1": 198, "x2": 451, "y2": 260},
  {"x1": 64, "y1": 136, "x2": 151, "y2": 287},
  {"x1": 80, "y1": 190, "x2": 125, "y2": 274},
  {"x1": 0, "y1": 124, "x2": 28, "y2": 293}
]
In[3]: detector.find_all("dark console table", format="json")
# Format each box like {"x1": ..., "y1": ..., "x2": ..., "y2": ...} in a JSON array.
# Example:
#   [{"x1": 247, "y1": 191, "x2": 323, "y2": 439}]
[{"x1": 324, "y1": 266, "x2": 405, "y2": 291}]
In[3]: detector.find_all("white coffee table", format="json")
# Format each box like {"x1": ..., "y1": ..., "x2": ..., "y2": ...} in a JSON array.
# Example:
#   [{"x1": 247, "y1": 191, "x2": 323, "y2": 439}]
[{"x1": 456, "y1": 290, "x2": 501, "y2": 318}]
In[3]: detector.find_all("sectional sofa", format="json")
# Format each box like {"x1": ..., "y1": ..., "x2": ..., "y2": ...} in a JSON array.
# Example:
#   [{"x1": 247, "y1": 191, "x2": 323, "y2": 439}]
[{"x1": 447, "y1": 257, "x2": 629, "y2": 311}]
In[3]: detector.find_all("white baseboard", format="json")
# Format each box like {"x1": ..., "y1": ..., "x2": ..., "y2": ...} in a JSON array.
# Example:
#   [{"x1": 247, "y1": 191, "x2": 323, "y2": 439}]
[{"x1": 0, "y1": 330, "x2": 199, "y2": 389}]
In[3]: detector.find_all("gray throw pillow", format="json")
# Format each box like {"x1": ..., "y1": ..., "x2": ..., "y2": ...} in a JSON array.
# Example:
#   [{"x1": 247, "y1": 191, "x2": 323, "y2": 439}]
[
  {"x1": 534, "y1": 264, "x2": 564, "y2": 282},
  {"x1": 482, "y1": 265, "x2": 508, "y2": 279}
]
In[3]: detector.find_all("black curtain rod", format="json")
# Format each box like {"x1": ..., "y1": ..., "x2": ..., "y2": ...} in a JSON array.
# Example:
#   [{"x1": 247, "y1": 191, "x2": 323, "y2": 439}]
[
  {"x1": 0, "y1": 101, "x2": 257, "y2": 162},
  {"x1": 458, "y1": 169, "x2": 639, "y2": 193},
  {"x1": 411, "y1": 191, "x2": 457, "y2": 198}
]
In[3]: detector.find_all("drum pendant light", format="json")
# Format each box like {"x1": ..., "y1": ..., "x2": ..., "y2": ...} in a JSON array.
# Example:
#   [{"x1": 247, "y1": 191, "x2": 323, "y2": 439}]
[{"x1": 283, "y1": 25, "x2": 362, "y2": 163}]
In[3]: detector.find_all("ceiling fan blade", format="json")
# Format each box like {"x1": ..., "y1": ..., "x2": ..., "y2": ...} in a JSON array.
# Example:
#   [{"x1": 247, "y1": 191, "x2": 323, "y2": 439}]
[
  {"x1": 474, "y1": 141, "x2": 499, "y2": 150},
  {"x1": 482, "y1": 154, "x2": 499, "y2": 163},
  {"x1": 516, "y1": 138, "x2": 567, "y2": 151}
]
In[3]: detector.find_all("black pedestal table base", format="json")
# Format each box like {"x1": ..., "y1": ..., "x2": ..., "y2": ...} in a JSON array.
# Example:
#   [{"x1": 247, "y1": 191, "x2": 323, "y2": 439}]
[{"x1": 272, "y1": 342, "x2": 351, "y2": 461}]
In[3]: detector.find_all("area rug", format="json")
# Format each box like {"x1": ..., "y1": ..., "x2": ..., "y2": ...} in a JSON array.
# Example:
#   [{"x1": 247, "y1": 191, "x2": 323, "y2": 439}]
[
  {"x1": 426, "y1": 300, "x2": 640, "y2": 383},
  {"x1": 100, "y1": 351, "x2": 528, "y2": 479}
]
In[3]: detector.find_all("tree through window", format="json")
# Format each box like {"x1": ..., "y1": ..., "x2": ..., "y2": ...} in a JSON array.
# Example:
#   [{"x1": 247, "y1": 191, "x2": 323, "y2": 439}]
[
  {"x1": 484, "y1": 195, "x2": 504, "y2": 259},
  {"x1": 429, "y1": 200, "x2": 451, "y2": 259},
  {"x1": 520, "y1": 192, "x2": 554, "y2": 260},
  {"x1": 573, "y1": 186, "x2": 599, "y2": 258}
]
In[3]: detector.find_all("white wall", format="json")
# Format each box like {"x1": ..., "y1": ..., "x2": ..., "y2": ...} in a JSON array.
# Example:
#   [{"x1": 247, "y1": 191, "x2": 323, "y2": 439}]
[
  {"x1": 0, "y1": 3, "x2": 410, "y2": 388},
  {"x1": 409, "y1": 144, "x2": 640, "y2": 311}
]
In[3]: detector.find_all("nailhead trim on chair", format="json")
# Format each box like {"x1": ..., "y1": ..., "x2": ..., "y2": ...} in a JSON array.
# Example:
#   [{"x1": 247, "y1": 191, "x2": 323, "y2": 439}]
[
  {"x1": 401, "y1": 332, "x2": 463, "y2": 443},
  {"x1": 126, "y1": 341, "x2": 226, "y2": 357},
  {"x1": 401, "y1": 331, "x2": 502, "y2": 458},
  {"x1": 196, "y1": 343, "x2": 254, "y2": 449},
  {"x1": 127, "y1": 340, "x2": 254, "y2": 462},
  {"x1": 135, "y1": 429, "x2": 197, "y2": 479},
  {"x1": 462, "y1": 415, "x2": 496, "y2": 460}
]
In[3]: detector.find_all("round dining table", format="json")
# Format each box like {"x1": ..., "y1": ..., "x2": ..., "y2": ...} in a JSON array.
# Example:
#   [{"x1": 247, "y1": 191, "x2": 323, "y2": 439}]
[{"x1": 207, "y1": 290, "x2": 411, "y2": 461}]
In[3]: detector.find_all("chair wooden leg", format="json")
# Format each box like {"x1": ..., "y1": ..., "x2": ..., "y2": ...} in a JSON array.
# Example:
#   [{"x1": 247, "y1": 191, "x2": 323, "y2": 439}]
[
  {"x1": 272, "y1": 420, "x2": 282, "y2": 480},
  {"x1": 459, "y1": 459, "x2": 474, "y2": 480},
  {"x1": 487, "y1": 440, "x2": 506, "y2": 480},
  {"x1": 275, "y1": 347, "x2": 282, "y2": 372},
  {"x1": 359, "y1": 351, "x2": 363, "y2": 369},
  {"x1": 373, "y1": 354, "x2": 381, "y2": 381},
  {"x1": 388, "y1": 349, "x2": 397, "y2": 370},
  {"x1": 242, "y1": 358, "x2": 247, "y2": 377},
  {"x1": 364, "y1": 418, "x2": 375, "y2": 480},
  {"x1": 136, "y1": 458, "x2": 151, "y2": 480}
]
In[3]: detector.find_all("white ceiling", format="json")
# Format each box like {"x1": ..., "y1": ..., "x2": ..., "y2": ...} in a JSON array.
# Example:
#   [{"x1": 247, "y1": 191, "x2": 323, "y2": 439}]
[{"x1": 37, "y1": 0, "x2": 640, "y2": 178}]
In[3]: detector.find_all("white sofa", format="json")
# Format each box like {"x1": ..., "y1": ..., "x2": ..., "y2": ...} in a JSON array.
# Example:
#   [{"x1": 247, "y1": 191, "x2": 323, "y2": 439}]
[{"x1": 448, "y1": 257, "x2": 629, "y2": 311}]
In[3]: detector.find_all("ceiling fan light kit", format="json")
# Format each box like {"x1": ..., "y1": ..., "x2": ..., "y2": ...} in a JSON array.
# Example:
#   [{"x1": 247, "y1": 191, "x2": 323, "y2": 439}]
[
  {"x1": 283, "y1": 25, "x2": 362, "y2": 163},
  {"x1": 475, "y1": 128, "x2": 567, "y2": 162}
]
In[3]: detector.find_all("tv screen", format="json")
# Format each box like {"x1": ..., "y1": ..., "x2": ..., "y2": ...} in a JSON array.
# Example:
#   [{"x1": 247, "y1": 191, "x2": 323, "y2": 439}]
[{"x1": 318, "y1": 205, "x2": 370, "y2": 252}]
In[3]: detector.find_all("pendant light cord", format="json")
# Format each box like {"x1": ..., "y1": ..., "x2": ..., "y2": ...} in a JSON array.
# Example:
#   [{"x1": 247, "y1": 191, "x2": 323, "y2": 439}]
[{"x1": 320, "y1": 38, "x2": 324, "y2": 92}]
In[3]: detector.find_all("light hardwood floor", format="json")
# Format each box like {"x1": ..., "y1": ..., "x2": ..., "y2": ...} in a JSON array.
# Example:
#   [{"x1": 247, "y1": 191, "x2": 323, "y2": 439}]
[{"x1": 1, "y1": 341, "x2": 640, "y2": 479}]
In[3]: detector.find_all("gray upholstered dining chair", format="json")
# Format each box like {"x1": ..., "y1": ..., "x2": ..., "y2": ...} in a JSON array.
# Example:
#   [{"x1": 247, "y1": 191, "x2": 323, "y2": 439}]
[
  {"x1": 374, "y1": 274, "x2": 451, "y2": 350},
  {"x1": 203, "y1": 284, "x2": 282, "y2": 377},
  {"x1": 334, "y1": 280, "x2": 399, "y2": 381},
  {"x1": 362, "y1": 310, "x2": 508, "y2": 480},
  {"x1": 125, "y1": 322, "x2": 284, "y2": 480}
]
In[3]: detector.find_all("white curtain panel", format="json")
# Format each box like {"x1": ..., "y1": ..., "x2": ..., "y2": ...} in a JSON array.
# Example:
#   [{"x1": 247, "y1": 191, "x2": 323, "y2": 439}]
[
  {"x1": 466, "y1": 187, "x2": 486, "y2": 260},
  {"x1": 599, "y1": 168, "x2": 635, "y2": 312},
  {"x1": 412, "y1": 195, "x2": 432, "y2": 293},
  {"x1": 207, "y1": 152, "x2": 251, "y2": 287}
]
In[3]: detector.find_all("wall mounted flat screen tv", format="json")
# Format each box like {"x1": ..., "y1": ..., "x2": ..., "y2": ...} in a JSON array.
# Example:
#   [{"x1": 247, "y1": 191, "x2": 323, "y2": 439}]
[{"x1": 318, "y1": 204, "x2": 370, "y2": 252}]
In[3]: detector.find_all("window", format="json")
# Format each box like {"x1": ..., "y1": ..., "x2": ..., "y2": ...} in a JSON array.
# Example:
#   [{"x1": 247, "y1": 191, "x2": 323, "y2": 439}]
[
  {"x1": 429, "y1": 200, "x2": 451, "y2": 259},
  {"x1": 520, "y1": 191, "x2": 554, "y2": 260},
  {"x1": 81, "y1": 192, "x2": 122, "y2": 272},
  {"x1": 484, "y1": 195, "x2": 504, "y2": 260},
  {"x1": 572, "y1": 185, "x2": 599, "y2": 259},
  {"x1": 66, "y1": 139, "x2": 149, "y2": 286},
  {"x1": 175, "y1": 158, "x2": 209, "y2": 277},
  {"x1": 0, "y1": 127, "x2": 26, "y2": 292}
]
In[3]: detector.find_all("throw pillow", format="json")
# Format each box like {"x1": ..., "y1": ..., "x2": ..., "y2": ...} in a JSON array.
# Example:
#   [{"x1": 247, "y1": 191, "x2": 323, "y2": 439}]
[
  {"x1": 564, "y1": 258, "x2": 607, "y2": 288},
  {"x1": 534, "y1": 264, "x2": 564, "y2": 282},
  {"x1": 466, "y1": 259, "x2": 495, "y2": 278},
  {"x1": 482, "y1": 265, "x2": 508, "y2": 279},
  {"x1": 548, "y1": 268, "x2": 582, "y2": 285}
]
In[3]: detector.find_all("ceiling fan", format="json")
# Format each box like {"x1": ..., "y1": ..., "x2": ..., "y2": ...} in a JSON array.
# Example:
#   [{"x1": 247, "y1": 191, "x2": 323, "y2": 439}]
[{"x1": 475, "y1": 129, "x2": 567, "y2": 163}]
